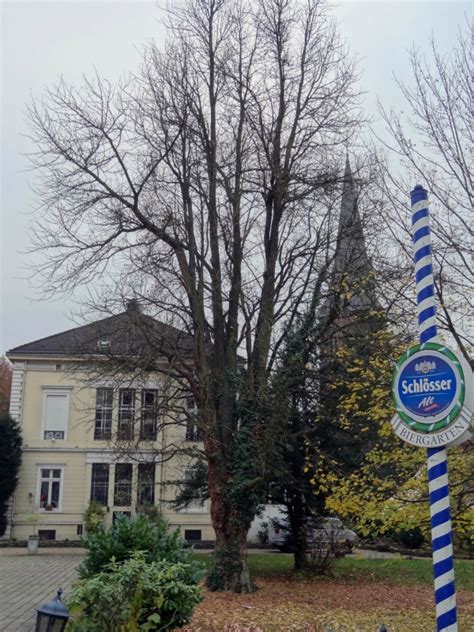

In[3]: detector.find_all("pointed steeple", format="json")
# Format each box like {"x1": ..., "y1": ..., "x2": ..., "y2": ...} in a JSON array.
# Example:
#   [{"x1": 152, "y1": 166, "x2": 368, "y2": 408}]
[
  {"x1": 322, "y1": 157, "x2": 377, "y2": 321},
  {"x1": 333, "y1": 157, "x2": 371, "y2": 285}
]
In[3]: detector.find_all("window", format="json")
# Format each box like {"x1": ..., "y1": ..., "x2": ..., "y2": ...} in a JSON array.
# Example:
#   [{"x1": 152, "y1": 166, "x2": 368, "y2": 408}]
[
  {"x1": 141, "y1": 389, "x2": 158, "y2": 440},
  {"x1": 184, "y1": 529, "x2": 202, "y2": 541},
  {"x1": 118, "y1": 389, "x2": 135, "y2": 440},
  {"x1": 185, "y1": 396, "x2": 203, "y2": 442},
  {"x1": 114, "y1": 463, "x2": 132, "y2": 506},
  {"x1": 98, "y1": 339, "x2": 111, "y2": 352},
  {"x1": 77, "y1": 524, "x2": 83, "y2": 536},
  {"x1": 94, "y1": 388, "x2": 113, "y2": 440},
  {"x1": 137, "y1": 463, "x2": 155, "y2": 506},
  {"x1": 37, "y1": 467, "x2": 63, "y2": 511},
  {"x1": 38, "y1": 530, "x2": 56, "y2": 540},
  {"x1": 90, "y1": 463, "x2": 109, "y2": 505},
  {"x1": 181, "y1": 467, "x2": 206, "y2": 513},
  {"x1": 42, "y1": 389, "x2": 70, "y2": 440}
]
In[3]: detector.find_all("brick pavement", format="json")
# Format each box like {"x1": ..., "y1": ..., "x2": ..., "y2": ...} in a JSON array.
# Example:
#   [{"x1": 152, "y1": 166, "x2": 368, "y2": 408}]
[{"x1": 0, "y1": 550, "x2": 82, "y2": 631}]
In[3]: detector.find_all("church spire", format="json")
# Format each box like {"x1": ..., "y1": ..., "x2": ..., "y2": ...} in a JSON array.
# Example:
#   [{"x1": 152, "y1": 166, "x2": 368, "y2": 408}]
[
  {"x1": 334, "y1": 157, "x2": 369, "y2": 281},
  {"x1": 323, "y1": 157, "x2": 377, "y2": 320}
]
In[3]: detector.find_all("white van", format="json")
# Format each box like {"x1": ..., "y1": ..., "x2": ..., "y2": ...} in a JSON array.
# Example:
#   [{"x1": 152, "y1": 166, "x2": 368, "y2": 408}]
[
  {"x1": 247, "y1": 504, "x2": 286, "y2": 544},
  {"x1": 268, "y1": 516, "x2": 358, "y2": 552}
]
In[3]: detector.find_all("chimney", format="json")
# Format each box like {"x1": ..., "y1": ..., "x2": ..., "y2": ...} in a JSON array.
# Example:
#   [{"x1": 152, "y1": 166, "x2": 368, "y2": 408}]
[{"x1": 126, "y1": 299, "x2": 141, "y2": 313}]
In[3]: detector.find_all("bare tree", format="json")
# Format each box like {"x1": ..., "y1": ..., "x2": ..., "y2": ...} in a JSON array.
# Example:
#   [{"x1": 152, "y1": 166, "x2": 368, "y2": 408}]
[
  {"x1": 27, "y1": 0, "x2": 361, "y2": 591},
  {"x1": 378, "y1": 21, "x2": 473, "y2": 359},
  {"x1": 0, "y1": 357, "x2": 13, "y2": 413}
]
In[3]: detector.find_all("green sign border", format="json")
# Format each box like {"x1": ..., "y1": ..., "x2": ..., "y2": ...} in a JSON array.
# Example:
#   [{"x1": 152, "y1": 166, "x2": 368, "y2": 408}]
[{"x1": 392, "y1": 342, "x2": 465, "y2": 433}]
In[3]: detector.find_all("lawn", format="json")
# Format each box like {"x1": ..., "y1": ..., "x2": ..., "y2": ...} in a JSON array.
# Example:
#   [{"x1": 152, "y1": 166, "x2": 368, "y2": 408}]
[
  {"x1": 183, "y1": 553, "x2": 474, "y2": 631},
  {"x1": 191, "y1": 552, "x2": 474, "y2": 589}
]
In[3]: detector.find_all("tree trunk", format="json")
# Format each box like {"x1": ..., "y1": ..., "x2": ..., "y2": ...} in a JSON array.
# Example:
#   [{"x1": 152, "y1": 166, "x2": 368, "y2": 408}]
[
  {"x1": 205, "y1": 527, "x2": 254, "y2": 593},
  {"x1": 293, "y1": 539, "x2": 308, "y2": 572},
  {"x1": 289, "y1": 505, "x2": 308, "y2": 571},
  {"x1": 204, "y1": 451, "x2": 255, "y2": 593}
]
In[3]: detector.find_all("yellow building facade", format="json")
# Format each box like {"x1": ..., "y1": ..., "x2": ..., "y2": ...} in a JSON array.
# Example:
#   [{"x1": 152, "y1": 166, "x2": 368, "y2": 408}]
[{"x1": 6, "y1": 310, "x2": 215, "y2": 543}]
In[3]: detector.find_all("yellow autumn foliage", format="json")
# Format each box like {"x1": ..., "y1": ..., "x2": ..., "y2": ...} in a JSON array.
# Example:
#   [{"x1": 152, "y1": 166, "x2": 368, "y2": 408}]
[{"x1": 308, "y1": 328, "x2": 473, "y2": 549}]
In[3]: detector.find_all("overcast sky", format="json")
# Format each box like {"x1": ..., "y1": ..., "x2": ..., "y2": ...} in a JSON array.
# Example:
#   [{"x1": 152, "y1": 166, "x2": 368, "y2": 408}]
[{"x1": 0, "y1": 0, "x2": 470, "y2": 353}]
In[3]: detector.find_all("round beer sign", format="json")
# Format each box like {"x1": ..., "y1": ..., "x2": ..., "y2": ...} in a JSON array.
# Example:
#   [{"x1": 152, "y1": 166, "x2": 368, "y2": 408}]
[{"x1": 391, "y1": 342, "x2": 472, "y2": 447}]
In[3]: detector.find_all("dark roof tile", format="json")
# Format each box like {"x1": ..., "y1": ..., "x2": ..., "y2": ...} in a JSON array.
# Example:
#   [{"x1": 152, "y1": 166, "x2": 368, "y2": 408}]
[{"x1": 7, "y1": 309, "x2": 194, "y2": 359}]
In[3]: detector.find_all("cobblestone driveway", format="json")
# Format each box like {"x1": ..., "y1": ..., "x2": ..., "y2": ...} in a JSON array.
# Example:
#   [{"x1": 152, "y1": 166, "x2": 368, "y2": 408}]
[{"x1": 0, "y1": 549, "x2": 82, "y2": 631}]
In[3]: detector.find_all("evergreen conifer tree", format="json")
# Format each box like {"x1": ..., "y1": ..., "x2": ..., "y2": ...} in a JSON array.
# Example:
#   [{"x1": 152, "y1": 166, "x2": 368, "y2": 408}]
[{"x1": 0, "y1": 413, "x2": 22, "y2": 536}]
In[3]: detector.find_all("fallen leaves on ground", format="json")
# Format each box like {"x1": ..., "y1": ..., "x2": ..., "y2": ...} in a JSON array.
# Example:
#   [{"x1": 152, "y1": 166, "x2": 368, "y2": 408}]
[{"x1": 181, "y1": 578, "x2": 474, "y2": 631}]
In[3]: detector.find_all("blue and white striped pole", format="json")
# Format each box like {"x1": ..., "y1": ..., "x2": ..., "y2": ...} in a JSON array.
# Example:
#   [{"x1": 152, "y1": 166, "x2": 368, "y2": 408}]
[{"x1": 411, "y1": 184, "x2": 457, "y2": 632}]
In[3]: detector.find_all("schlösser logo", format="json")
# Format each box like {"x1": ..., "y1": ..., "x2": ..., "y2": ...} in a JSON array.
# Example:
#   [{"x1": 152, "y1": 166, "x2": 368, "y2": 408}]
[
  {"x1": 392, "y1": 342, "x2": 465, "y2": 434},
  {"x1": 392, "y1": 342, "x2": 465, "y2": 433},
  {"x1": 398, "y1": 355, "x2": 456, "y2": 419},
  {"x1": 391, "y1": 343, "x2": 472, "y2": 448}
]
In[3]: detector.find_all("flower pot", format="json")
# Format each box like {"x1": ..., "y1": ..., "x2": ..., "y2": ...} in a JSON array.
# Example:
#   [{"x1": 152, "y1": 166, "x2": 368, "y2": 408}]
[{"x1": 28, "y1": 535, "x2": 40, "y2": 555}]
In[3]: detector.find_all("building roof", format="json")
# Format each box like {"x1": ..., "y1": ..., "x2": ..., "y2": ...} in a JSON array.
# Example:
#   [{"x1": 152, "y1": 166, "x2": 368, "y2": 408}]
[{"x1": 7, "y1": 302, "x2": 194, "y2": 359}]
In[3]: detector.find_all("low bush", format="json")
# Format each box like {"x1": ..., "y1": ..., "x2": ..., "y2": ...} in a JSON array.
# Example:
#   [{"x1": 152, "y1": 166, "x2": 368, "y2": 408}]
[
  {"x1": 67, "y1": 552, "x2": 203, "y2": 631},
  {"x1": 78, "y1": 513, "x2": 194, "y2": 579},
  {"x1": 83, "y1": 501, "x2": 105, "y2": 534},
  {"x1": 392, "y1": 526, "x2": 425, "y2": 550},
  {"x1": 306, "y1": 541, "x2": 345, "y2": 575},
  {"x1": 137, "y1": 503, "x2": 163, "y2": 526}
]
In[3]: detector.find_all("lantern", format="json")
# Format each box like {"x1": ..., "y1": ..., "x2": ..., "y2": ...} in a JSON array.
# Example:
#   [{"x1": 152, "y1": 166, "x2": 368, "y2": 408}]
[{"x1": 35, "y1": 588, "x2": 69, "y2": 632}]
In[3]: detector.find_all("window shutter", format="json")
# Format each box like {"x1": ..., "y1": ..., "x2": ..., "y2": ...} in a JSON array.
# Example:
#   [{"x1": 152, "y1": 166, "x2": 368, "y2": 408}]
[{"x1": 44, "y1": 393, "x2": 69, "y2": 435}]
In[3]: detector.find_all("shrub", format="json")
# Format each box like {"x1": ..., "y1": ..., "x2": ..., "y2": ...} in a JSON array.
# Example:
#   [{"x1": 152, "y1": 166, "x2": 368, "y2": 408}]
[
  {"x1": 78, "y1": 513, "x2": 192, "y2": 579},
  {"x1": 83, "y1": 501, "x2": 105, "y2": 534},
  {"x1": 306, "y1": 542, "x2": 345, "y2": 575},
  {"x1": 453, "y1": 522, "x2": 474, "y2": 557},
  {"x1": 67, "y1": 552, "x2": 203, "y2": 631},
  {"x1": 393, "y1": 526, "x2": 425, "y2": 550},
  {"x1": 137, "y1": 503, "x2": 163, "y2": 526},
  {"x1": 25, "y1": 513, "x2": 43, "y2": 536}
]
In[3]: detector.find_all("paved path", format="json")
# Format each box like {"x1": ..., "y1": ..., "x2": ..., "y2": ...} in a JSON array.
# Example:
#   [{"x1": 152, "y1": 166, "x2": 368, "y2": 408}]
[{"x1": 0, "y1": 551, "x2": 81, "y2": 631}]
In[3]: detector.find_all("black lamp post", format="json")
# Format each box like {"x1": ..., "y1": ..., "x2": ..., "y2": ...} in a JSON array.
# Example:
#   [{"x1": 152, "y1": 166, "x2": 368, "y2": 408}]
[{"x1": 35, "y1": 588, "x2": 70, "y2": 632}]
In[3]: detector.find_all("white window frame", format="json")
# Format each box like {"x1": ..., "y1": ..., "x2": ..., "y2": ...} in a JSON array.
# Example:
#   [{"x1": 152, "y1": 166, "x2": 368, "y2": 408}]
[
  {"x1": 36, "y1": 465, "x2": 65, "y2": 513},
  {"x1": 137, "y1": 462, "x2": 156, "y2": 506},
  {"x1": 118, "y1": 389, "x2": 136, "y2": 440},
  {"x1": 140, "y1": 389, "x2": 158, "y2": 440},
  {"x1": 180, "y1": 466, "x2": 208, "y2": 514},
  {"x1": 94, "y1": 387, "x2": 114, "y2": 440},
  {"x1": 41, "y1": 386, "x2": 72, "y2": 441},
  {"x1": 113, "y1": 462, "x2": 133, "y2": 507},
  {"x1": 185, "y1": 396, "x2": 203, "y2": 442},
  {"x1": 90, "y1": 462, "x2": 110, "y2": 506}
]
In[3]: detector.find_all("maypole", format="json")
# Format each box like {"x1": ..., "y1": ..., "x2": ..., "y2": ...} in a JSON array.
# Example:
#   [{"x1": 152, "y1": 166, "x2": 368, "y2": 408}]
[
  {"x1": 412, "y1": 185, "x2": 456, "y2": 631},
  {"x1": 391, "y1": 185, "x2": 473, "y2": 632}
]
